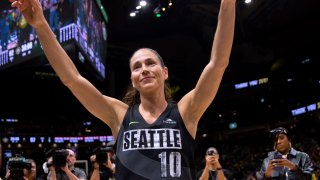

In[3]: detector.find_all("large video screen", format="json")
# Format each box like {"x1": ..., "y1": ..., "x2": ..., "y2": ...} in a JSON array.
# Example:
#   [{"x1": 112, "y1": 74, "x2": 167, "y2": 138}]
[
  {"x1": 0, "y1": 0, "x2": 107, "y2": 79},
  {"x1": 0, "y1": 2, "x2": 44, "y2": 68}
]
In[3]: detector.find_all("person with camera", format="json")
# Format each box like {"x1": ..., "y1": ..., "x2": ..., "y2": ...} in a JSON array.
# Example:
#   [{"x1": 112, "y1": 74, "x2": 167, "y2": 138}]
[
  {"x1": 47, "y1": 149, "x2": 86, "y2": 180},
  {"x1": 89, "y1": 150, "x2": 115, "y2": 180},
  {"x1": 197, "y1": 147, "x2": 227, "y2": 180},
  {"x1": 3, "y1": 158, "x2": 37, "y2": 180},
  {"x1": 258, "y1": 127, "x2": 314, "y2": 180},
  {"x1": 23, "y1": 159, "x2": 38, "y2": 180}
]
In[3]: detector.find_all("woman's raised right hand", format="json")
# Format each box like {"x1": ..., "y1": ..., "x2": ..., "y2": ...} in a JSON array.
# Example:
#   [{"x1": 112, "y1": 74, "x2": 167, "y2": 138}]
[{"x1": 10, "y1": 0, "x2": 47, "y2": 29}]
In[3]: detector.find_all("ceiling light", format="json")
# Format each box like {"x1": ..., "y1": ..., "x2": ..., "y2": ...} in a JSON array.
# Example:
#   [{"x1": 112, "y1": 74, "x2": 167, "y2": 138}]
[
  {"x1": 130, "y1": 12, "x2": 137, "y2": 17},
  {"x1": 302, "y1": 58, "x2": 310, "y2": 64},
  {"x1": 140, "y1": 1, "x2": 147, "y2": 6},
  {"x1": 229, "y1": 122, "x2": 237, "y2": 130}
]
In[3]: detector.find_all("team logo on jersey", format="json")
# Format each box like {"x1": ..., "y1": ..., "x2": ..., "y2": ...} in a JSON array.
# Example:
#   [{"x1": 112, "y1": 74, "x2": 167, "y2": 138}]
[
  {"x1": 163, "y1": 118, "x2": 176, "y2": 124},
  {"x1": 129, "y1": 121, "x2": 140, "y2": 126},
  {"x1": 122, "y1": 128, "x2": 182, "y2": 151}
]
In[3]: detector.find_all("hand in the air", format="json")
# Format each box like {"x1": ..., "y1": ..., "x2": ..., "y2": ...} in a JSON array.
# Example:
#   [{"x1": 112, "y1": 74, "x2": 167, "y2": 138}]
[{"x1": 10, "y1": 0, "x2": 46, "y2": 28}]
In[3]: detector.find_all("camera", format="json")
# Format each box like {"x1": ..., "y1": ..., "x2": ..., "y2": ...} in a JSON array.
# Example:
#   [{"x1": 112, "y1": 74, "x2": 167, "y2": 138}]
[
  {"x1": 91, "y1": 146, "x2": 114, "y2": 179},
  {"x1": 93, "y1": 146, "x2": 112, "y2": 164},
  {"x1": 7, "y1": 155, "x2": 32, "y2": 180},
  {"x1": 52, "y1": 149, "x2": 69, "y2": 168},
  {"x1": 207, "y1": 150, "x2": 217, "y2": 156}
]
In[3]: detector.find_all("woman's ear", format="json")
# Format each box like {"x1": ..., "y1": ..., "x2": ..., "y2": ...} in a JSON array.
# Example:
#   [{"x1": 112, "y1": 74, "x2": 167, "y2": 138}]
[{"x1": 163, "y1": 67, "x2": 169, "y2": 80}]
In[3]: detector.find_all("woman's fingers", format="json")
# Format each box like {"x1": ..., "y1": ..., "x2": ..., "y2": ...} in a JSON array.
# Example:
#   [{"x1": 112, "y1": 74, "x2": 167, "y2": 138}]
[
  {"x1": 9, "y1": 0, "x2": 24, "y2": 4},
  {"x1": 30, "y1": 0, "x2": 41, "y2": 8},
  {"x1": 11, "y1": 1, "x2": 22, "y2": 8}
]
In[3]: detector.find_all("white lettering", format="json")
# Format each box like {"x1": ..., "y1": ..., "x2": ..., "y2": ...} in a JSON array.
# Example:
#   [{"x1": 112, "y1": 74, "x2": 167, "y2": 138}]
[{"x1": 123, "y1": 129, "x2": 182, "y2": 151}]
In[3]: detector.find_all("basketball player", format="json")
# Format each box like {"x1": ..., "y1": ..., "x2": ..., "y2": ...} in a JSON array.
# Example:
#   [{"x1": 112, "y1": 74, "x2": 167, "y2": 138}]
[{"x1": 10, "y1": 0, "x2": 236, "y2": 179}]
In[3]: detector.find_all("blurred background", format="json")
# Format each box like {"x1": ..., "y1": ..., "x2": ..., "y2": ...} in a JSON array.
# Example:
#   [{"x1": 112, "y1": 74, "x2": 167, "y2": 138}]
[{"x1": 1, "y1": 0, "x2": 319, "y2": 178}]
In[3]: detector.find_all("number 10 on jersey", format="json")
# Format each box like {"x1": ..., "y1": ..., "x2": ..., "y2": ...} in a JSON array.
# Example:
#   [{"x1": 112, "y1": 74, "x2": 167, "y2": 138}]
[{"x1": 159, "y1": 152, "x2": 181, "y2": 178}]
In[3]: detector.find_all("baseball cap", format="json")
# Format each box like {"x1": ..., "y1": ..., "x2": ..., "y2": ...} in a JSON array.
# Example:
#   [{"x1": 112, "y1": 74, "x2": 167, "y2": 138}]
[{"x1": 270, "y1": 127, "x2": 291, "y2": 141}]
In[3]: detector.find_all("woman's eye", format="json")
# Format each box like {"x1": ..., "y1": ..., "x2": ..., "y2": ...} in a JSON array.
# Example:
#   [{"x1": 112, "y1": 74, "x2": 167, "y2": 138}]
[{"x1": 133, "y1": 67, "x2": 141, "y2": 71}]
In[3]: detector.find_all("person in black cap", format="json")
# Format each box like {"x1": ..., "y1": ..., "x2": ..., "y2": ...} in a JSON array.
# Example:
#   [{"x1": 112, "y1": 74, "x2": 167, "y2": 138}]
[{"x1": 257, "y1": 127, "x2": 314, "y2": 179}]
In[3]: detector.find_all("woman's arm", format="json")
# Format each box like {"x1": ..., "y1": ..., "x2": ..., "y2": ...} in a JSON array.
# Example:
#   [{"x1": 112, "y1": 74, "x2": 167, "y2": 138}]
[
  {"x1": 10, "y1": 0, "x2": 128, "y2": 137},
  {"x1": 178, "y1": 0, "x2": 236, "y2": 137}
]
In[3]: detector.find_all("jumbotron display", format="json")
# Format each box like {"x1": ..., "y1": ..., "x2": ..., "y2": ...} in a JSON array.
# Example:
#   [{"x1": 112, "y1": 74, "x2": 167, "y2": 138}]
[{"x1": 0, "y1": 0, "x2": 107, "y2": 79}]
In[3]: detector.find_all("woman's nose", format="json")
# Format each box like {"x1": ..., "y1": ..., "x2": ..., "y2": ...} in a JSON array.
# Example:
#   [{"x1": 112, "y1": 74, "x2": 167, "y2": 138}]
[
  {"x1": 141, "y1": 65, "x2": 149, "y2": 74},
  {"x1": 277, "y1": 139, "x2": 282, "y2": 144}
]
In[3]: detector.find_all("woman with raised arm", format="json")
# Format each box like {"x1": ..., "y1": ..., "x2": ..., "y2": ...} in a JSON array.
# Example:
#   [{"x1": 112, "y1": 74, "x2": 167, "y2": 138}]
[{"x1": 10, "y1": 0, "x2": 236, "y2": 179}]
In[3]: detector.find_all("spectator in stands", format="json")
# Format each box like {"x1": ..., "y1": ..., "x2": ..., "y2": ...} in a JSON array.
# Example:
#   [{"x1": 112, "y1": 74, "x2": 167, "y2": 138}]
[
  {"x1": 47, "y1": 149, "x2": 87, "y2": 180},
  {"x1": 0, "y1": 12, "x2": 10, "y2": 49},
  {"x1": 24, "y1": 159, "x2": 38, "y2": 180},
  {"x1": 258, "y1": 127, "x2": 314, "y2": 179},
  {"x1": 49, "y1": 0, "x2": 60, "y2": 31},
  {"x1": 197, "y1": 147, "x2": 229, "y2": 180}
]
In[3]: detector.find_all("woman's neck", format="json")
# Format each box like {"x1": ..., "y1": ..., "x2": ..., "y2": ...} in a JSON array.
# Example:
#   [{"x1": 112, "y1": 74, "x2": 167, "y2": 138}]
[
  {"x1": 140, "y1": 89, "x2": 167, "y2": 108},
  {"x1": 139, "y1": 97, "x2": 168, "y2": 124}
]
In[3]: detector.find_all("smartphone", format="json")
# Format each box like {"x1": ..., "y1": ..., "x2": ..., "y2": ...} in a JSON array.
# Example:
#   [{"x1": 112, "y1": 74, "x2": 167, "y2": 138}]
[
  {"x1": 272, "y1": 152, "x2": 283, "y2": 169},
  {"x1": 273, "y1": 152, "x2": 283, "y2": 159}
]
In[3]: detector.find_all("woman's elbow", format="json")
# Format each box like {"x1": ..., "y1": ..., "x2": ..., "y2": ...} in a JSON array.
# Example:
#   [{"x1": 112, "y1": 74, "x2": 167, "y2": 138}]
[{"x1": 60, "y1": 75, "x2": 82, "y2": 88}]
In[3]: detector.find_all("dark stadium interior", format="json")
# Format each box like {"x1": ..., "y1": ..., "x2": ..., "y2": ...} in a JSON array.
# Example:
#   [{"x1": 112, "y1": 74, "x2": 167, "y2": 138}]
[
  {"x1": 1, "y1": 0, "x2": 320, "y2": 178},
  {"x1": 1, "y1": 0, "x2": 319, "y2": 134}
]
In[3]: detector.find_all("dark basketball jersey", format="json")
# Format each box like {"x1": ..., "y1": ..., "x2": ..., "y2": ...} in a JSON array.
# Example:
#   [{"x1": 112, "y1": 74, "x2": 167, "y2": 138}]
[{"x1": 115, "y1": 102, "x2": 196, "y2": 180}]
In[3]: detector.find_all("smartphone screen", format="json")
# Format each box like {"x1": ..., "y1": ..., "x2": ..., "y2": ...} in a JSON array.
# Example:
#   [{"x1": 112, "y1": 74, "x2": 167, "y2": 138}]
[{"x1": 273, "y1": 152, "x2": 283, "y2": 159}]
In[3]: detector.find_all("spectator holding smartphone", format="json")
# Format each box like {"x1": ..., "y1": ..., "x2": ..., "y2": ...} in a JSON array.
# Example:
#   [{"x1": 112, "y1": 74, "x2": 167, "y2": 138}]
[
  {"x1": 258, "y1": 127, "x2": 314, "y2": 179},
  {"x1": 197, "y1": 147, "x2": 228, "y2": 180}
]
